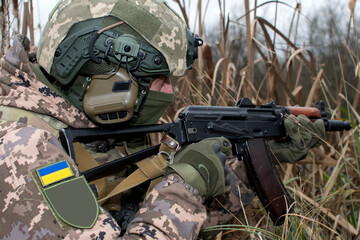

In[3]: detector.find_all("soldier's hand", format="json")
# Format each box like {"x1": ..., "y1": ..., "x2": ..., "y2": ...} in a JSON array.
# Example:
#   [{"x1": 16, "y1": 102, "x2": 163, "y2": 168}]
[
  {"x1": 165, "y1": 137, "x2": 232, "y2": 199},
  {"x1": 269, "y1": 114, "x2": 325, "y2": 163}
]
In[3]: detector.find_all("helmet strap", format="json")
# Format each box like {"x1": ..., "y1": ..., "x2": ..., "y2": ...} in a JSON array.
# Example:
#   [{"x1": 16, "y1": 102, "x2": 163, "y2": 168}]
[{"x1": 132, "y1": 77, "x2": 152, "y2": 118}]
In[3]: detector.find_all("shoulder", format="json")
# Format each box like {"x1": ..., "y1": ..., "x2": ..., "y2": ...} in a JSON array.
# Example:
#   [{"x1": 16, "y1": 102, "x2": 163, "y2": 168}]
[
  {"x1": 0, "y1": 119, "x2": 121, "y2": 239},
  {"x1": 0, "y1": 120, "x2": 65, "y2": 164}
]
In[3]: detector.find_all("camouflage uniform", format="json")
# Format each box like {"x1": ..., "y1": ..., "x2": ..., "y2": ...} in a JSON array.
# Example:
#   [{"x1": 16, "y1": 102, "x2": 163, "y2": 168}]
[
  {"x1": 0, "y1": 36, "x2": 255, "y2": 239},
  {"x1": 0, "y1": 36, "x2": 121, "y2": 239},
  {"x1": 1, "y1": 0, "x2": 257, "y2": 238}
]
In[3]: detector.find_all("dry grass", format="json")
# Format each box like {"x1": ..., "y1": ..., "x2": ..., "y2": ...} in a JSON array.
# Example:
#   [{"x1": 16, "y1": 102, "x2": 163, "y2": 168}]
[
  {"x1": 1, "y1": 0, "x2": 359, "y2": 239},
  {"x1": 166, "y1": 0, "x2": 360, "y2": 239}
]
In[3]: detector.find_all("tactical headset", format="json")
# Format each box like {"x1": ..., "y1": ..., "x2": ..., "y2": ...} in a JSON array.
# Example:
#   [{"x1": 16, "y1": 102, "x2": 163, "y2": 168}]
[{"x1": 49, "y1": 18, "x2": 203, "y2": 124}]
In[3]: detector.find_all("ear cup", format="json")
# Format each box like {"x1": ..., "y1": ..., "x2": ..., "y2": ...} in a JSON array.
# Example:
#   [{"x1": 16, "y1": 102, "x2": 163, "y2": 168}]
[{"x1": 83, "y1": 68, "x2": 139, "y2": 124}]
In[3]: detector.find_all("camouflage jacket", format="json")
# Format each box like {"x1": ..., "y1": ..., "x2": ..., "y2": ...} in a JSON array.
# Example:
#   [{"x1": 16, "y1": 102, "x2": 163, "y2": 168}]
[{"x1": 0, "y1": 36, "x2": 254, "y2": 240}]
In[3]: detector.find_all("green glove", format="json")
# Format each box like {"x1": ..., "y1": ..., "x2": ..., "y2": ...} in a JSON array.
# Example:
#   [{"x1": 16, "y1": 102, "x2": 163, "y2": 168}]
[
  {"x1": 165, "y1": 137, "x2": 232, "y2": 198},
  {"x1": 269, "y1": 115, "x2": 325, "y2": 163}
]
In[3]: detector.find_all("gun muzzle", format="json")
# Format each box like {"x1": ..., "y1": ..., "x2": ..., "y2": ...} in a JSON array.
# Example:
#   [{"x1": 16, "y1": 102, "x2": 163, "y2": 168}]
[{"x1": 324, "y1": 120, "x2": 352, "y2": 131}]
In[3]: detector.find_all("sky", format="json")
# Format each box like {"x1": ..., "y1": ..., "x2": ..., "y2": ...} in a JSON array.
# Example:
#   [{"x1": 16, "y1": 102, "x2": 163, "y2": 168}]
[{"x1": 20, "y1": 0, "x2": 359, "y2": 45}]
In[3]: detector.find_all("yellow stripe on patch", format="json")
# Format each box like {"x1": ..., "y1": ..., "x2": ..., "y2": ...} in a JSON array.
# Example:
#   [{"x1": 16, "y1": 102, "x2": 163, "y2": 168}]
[{"x1": 41, "y1": 168, "x2": 73, "y2": 186}]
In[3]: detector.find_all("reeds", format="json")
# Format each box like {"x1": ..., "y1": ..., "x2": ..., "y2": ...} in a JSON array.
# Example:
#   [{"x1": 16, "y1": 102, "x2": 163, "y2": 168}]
[
  {"x1": 166, "y1": 0, "x2": 360, "y2": 239},
  {"x1": 0, "y1": 0, "x2": 34, "y2": 56},
  {"x1": 1, "y1": 0, "x2": 359, "y2": 238}
]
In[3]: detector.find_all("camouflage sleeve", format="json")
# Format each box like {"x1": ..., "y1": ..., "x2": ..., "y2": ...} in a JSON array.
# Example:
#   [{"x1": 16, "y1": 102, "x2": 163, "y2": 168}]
[
  {"x1": 0, "y1": 120, "x2": 121, "y2": 239},
  {"x1": 199, "y1": 159, "x2": 255, "y2": 239},
  {"x1": 122, "y1": 174, "x2": 207, "y2": 239}
]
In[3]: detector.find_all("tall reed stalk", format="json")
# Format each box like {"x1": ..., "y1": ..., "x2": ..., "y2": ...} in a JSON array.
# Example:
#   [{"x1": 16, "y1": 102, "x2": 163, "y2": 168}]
[{"x1": 167, "y1": 1, "x2": 360, "y2": 239}]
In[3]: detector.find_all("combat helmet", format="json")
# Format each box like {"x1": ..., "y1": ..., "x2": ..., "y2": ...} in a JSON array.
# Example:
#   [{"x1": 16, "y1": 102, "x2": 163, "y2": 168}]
[{"x1": 37, "y1": 0, "x2": 202, "y2": 125}]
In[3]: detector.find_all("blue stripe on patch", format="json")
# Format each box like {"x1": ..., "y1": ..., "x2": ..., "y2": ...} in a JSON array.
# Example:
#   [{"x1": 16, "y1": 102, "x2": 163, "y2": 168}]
[{"x1": 38, "y1": 161, "x2": 69, "y2": 177}]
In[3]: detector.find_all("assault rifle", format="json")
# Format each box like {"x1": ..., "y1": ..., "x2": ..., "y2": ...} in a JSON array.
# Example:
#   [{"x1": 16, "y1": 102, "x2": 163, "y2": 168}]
[{"x1": 59, "y1": 98, "x2": 351, "y2": 225}]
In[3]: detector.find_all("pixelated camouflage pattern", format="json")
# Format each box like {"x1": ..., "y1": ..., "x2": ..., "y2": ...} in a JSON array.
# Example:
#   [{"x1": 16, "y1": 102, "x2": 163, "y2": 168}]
[
  {"x1": 0, "y1": 36, "x2": 202, "y2": 239},
  {"x1": 123, "y1": 174, "x2": 207, "y2": 239},
  {"x1": 0, "y1": 105, "x2": 67, "y2": 138},
  {"x1": 37, "y1": 0, "x2": 188, "y2": 77},
  {"x1": 199, "y1": 160, "x2": 255, "y2": 239},
  {"x1": 0, "y1": 37, "x2": 121, "y2": 239},
  {"x1": 122, "y1": 161, "x2": 255, "y2": 240},
  {"x1": 1, "y1": 35, "x2": 255, "y2": 239},
  {"x1": 0, "y1": 120, "x2": 122, "y2": 239},
  {"x1": 1, "y1": 37, "x2": 94, "y2": 129}
]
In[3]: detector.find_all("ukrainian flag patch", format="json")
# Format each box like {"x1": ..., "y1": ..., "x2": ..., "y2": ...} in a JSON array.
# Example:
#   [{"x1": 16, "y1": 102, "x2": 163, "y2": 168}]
[{"x1": 37, "y1": 160, "x2": 74, "y2": 187}]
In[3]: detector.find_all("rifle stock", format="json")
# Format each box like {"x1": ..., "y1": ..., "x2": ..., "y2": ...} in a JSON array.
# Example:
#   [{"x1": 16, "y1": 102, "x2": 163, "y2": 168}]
[{"x1": 59, "y1": 98, "x2": 351, "y2": 225}]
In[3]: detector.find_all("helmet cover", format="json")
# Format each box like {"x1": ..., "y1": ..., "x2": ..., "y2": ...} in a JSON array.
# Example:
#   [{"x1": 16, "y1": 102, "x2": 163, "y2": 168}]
[{"x1": 37, "y1": 0, "x2": 189, "y2": 77}]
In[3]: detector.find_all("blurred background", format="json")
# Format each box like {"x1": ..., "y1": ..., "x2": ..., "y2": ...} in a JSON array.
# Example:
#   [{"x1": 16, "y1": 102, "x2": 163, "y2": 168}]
[{"x1": 1, "y1": 0, "x2": 360, "y2": 239}]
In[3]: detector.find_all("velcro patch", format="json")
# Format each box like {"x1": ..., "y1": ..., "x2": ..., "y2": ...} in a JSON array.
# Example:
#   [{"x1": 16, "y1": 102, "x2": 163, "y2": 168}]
[
  {"x1": 37, "y1": 160, "x2": 74, "y2": 187},
  {"x1": 44, "y1": 176, "x2": 99, "y2": 229}
]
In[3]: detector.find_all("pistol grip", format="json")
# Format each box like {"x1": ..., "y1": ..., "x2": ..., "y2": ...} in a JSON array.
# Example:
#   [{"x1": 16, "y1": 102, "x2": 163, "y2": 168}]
[{"x1": 239, "y1": 138, "x2": 294, "y2": 225}]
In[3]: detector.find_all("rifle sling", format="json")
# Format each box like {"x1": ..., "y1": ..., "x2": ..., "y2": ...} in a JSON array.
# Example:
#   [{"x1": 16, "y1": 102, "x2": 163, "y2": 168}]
[
  {"x1": 73, "y1": 137, "x2": 178, "y2": 206},
  {"x1": 82, "y1": 144, "x2": 160, "y2": 182},
  {"x1": 73, "y1": 142, "x2": 110, "y2": 200},
  {"x1": 98, "y1": 135, "x2": 179, "y2": 205}
]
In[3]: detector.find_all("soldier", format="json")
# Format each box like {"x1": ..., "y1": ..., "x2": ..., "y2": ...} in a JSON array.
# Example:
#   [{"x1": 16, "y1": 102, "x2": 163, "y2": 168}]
[{"x1": 0, "y1": 0, "x2": 325, "y2": 239}]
